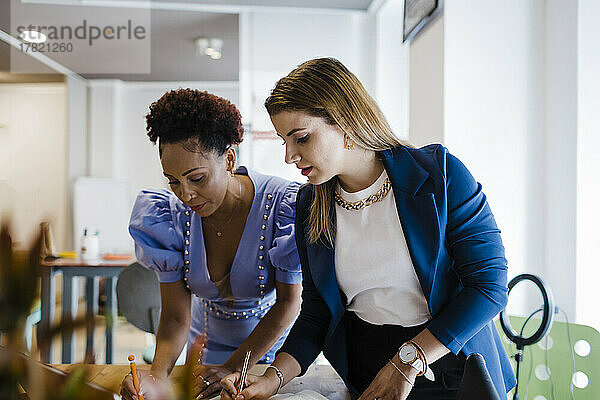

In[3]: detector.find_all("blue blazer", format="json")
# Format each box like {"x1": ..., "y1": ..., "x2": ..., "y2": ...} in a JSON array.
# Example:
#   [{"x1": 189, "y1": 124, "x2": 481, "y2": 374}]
[{"x1": 277, "y1": 144, "x2": 516, "y2": 397}]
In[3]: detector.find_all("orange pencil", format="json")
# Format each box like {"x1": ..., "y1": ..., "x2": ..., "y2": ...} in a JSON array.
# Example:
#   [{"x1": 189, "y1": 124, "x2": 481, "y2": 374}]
[{"x1": 128, "y1": 354, "x2": 145, "y2": 400}]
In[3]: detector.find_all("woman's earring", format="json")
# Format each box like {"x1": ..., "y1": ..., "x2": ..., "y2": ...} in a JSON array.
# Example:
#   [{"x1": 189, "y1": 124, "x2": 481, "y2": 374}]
[{"x1": 344, "y1": 134, "x2": 355, "y2": 150}]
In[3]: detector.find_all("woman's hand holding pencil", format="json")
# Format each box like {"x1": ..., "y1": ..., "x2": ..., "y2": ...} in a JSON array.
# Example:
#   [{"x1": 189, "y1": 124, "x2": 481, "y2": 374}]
[
  {"x1": 120, "y1": 355, "x2": 174, "y2": 400},
  {"x1": 219, "y1": 372, "x2": 280, "y2": 400},
  {"x1": 220, "y1": 349, "x2": 284, "y2": 400}
]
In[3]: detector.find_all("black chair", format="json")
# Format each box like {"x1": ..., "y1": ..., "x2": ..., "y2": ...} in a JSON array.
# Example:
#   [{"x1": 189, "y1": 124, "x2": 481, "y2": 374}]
[
  {"x1": 117, "y1": 262, "x2": 161, "y2": 363},
  {"x1": 117, "y1": 262, "x2": 187, "y2": 364},
  {"x1": 455, "y1": 353, "x2": 501, "y2": 400}
]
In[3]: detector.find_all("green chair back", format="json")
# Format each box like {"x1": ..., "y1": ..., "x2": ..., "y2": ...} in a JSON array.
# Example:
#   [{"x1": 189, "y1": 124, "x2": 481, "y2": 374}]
[{"x1": 495, "y1": 315, "x2": 599, "y2": 400}]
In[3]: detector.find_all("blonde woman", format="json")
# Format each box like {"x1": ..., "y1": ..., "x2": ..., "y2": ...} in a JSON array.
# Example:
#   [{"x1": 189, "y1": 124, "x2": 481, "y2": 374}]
[{"x1": 221, "y1": 58, "x2": 516, "y2": 400}]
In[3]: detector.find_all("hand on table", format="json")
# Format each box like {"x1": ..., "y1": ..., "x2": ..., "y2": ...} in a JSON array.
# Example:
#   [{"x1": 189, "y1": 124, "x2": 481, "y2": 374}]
[
  {"x1": 194, "y1": 364, "x2": 232, "y2": 399},
  {"x1": 219, "y1": 371, "x2": 279, "y2": 400},
  {"x1": 120, "y1": 369, "x2": 174, "y2": 400},
  {"x1": 357, "y1": 356, "x2": 417, "y2": 400}
]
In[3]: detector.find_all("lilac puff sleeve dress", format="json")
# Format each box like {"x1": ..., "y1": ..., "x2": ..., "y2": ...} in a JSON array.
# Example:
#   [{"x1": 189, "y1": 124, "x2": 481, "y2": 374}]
[{"x1": 129, "y1": 167, "x2": 302, "y2": 364}]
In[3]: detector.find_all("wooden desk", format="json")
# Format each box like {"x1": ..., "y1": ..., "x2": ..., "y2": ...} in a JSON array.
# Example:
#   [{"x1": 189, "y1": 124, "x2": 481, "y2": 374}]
[
  {"x1": 53, "y1": 363, "x2": 351, "y2": 399},
  {"x1": 39, "y1": 258, "x2": 133, "y2": 364}
]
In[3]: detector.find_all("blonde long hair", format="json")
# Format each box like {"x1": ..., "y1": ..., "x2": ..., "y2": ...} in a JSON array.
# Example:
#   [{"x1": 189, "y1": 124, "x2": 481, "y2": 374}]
[{"x1": 265, "y1": 58, "x2": 411, "y2": 246}]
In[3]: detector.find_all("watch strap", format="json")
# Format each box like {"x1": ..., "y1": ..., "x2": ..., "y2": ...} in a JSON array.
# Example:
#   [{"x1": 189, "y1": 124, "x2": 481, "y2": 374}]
[
  {"x1": 424, "y1": 367, "x2": 435, "y2": 381},
  {"x1": 400, "y1": 341, "x2": 435, "y2": 381}
]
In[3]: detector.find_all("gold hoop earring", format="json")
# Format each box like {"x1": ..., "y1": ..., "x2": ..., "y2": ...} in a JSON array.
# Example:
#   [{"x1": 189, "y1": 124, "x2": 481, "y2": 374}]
[{"x1": 344, "y1": 134, "x2": 355, "y2": 150}]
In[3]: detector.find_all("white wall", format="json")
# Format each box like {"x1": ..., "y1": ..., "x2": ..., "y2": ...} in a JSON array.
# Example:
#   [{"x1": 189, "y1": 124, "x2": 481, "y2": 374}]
[
  {"x1": 0, "y1": 83, "x2": 69, "y2": 250},
  {"x1": 65, "y1": 76, "x2": 89, "y2": 250},
  {"x1": 444, "y1": 1, "x2": 547, "y2": 315},
  {"x1": 409, "y1": 15, "x2": 444, "y2": 147},
  {"x1": 543, "y1": 0, "x2": 578, "y2": 321},
  {"x1": 88, "y1": 80, "x2": 124, "y2": 179},
  {"x1": 577, "y1": 0, "x2": 600, "y2": 329},
  {"x1": 375, "y1": 0, "x2": 409, "y2": 140},
  {"x1": 66, "y1": 76, "x2": 88, "y2": 180}
]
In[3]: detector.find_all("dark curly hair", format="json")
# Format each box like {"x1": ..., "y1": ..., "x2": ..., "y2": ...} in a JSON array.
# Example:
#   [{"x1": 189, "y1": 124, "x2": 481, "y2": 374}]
[{"x1": 145, "y1": 89, "x2": 244, "y2": 156}]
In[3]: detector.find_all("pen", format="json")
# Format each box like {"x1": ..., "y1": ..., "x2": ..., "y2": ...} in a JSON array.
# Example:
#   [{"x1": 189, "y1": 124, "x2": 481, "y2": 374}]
[
  {"x1": 128, "y1": 354, "x2": 145, "y2": 400},
  {"x1": 237, "y1": 350, "x2": 252, "y2": 394}
]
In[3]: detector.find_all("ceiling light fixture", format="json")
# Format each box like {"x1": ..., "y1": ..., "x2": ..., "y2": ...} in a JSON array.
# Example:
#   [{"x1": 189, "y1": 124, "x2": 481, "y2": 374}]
[
  {"x1": 20, "y1": 30, "x2": 47, "y2": 44},
  {"x1": 194, "y1": 37, "x2": 223, "y2": 60}
]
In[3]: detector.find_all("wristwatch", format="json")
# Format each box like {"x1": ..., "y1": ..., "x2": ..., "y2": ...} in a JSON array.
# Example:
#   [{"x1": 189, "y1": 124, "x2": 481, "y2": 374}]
[{"x1": 397, "y1": 342, "x2": 435, "y2": 381}]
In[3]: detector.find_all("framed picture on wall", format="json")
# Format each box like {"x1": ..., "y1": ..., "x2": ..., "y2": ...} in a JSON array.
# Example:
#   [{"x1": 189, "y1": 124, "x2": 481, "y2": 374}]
[{"x1": 403, "y1": 0, "x2": 443, "y2": 43}]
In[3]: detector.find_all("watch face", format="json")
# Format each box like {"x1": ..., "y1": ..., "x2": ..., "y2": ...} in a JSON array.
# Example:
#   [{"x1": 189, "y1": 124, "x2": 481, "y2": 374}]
[{"x1": 399, "y1": 344, "x2": 417, "y2": 363}]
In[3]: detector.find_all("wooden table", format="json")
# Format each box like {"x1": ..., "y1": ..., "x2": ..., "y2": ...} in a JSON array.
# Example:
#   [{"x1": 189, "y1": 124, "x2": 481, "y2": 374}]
[
  {"x1": 39, "y1": 258, "x2": 133, "y2": 364},
  {"x1": 53, "y1": 363, "x2": 351, "y2": 399}
]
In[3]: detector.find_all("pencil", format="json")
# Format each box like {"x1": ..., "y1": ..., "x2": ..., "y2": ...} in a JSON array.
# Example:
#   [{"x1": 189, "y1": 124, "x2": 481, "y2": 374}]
[
  {"x1": 237, "y1": 350, "x2": 252, "y2": 394},
  {"x1": 128, "y1": 354, "x2": 145, "y2": 400}
]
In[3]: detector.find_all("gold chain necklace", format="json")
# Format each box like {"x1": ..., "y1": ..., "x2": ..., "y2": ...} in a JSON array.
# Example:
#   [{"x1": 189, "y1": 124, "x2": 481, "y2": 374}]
[
  {"x1": 334, "y1": 178, "x2": 392, "y2": 211},
  {"x1": 203, "y1": 176, "x2": 242, "y2": 237}
]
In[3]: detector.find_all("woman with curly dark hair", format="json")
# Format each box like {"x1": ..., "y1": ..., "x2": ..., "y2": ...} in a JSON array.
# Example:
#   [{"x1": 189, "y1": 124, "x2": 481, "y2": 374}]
[{"x1": 120, "y1": 89, "x2": 302, "y2": 399}]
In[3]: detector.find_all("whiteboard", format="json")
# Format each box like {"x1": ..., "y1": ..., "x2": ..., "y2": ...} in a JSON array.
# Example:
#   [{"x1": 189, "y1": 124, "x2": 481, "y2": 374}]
[{"x1": 72, "y1": 177, "x2": 134, "y2": 255}]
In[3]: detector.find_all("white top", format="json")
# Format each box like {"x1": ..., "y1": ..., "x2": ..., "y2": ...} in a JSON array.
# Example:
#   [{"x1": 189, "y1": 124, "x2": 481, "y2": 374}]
[{"x1": 334, "y1": 169, "x2": 431, "y2": 326}]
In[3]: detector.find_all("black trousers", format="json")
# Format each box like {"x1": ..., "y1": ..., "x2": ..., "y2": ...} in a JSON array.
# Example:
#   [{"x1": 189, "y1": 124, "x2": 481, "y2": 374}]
[{"x1": 346, "y1": 312, "x2": 466, "y2": 400}]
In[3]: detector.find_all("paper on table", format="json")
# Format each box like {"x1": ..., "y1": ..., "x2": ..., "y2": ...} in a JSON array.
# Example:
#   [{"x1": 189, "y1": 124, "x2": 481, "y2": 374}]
[
  {"x1": 271, "y1": 390, "x2": 329, "y2": 400},
  {"x1": 205, "y1": 390, "x2": 328, "y2": 400}
]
